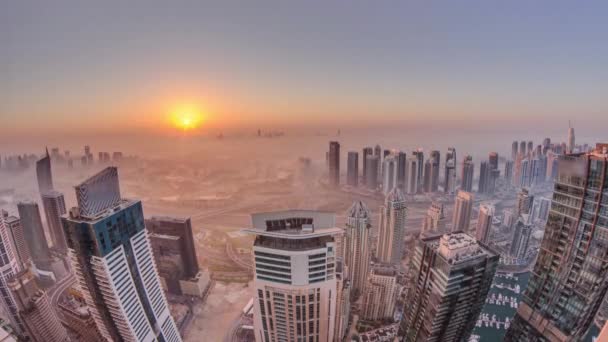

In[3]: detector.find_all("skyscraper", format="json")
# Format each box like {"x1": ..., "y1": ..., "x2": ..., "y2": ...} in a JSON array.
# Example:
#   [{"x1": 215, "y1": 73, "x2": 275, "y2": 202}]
[
  {"x1": 505, "y1": 144, "x2": 608, "y2": 341},
  {"x1": 567, "y1": 123, "x2": 575, "y2": 153},
  {"x1": 400, "y1": 233, "x2": 499, "y2": 341},
  {"x1": 430, "y1": 150, "x2": 441, "y2": 192},
  {"x1": 509, "y1": 215, "x2": 532, "y2": 263},
  {"x1": 361, "y1": 264, "x2": 399, "y2": 321},
  {"x1": 444, "y1": 147, "x2": 457, "y2": 194},
  {"x1": 328, "y1": 141, "x2": 340, "y2": 186},
  {"x1": 413, "y1": 150, "x2": 424, "y2": 193},
  {"x1": 334, "y1": 260, "x2": 350, "y2": 342},
  {"x1": 421, "y1": 202, "x2": 446, "y2": 234},
  {"x1": 8, "y1": 269, "x2": 69, "y2": 342},
  {"x1": 461, "y1": 155, "x2": 474, "y2": 192},
  {"x1": 35, "y1": 149, "x2": 53, "y2": 194},
  {"x1": 397, "y1": 151, "x2": 407, "y2": 191},
  {"x1": 406, "y1": 156, "x2": 418, "y2": 195},
  {"x1": 0, "y1": 212, "x2": 25, "y2": 336},
  {"x1": 515, "y1": 187, "x2": 534, "y2": 218},
  {"x1": 504, "y1": 160, "x2": 514, "y2": 185},
  {"x1": 62, "y1": 167, "x2": 182, "y2": 342},
  {"x1": 512, "y1": 141, "x2": 519, "y2": 161},
  {"x1": 362, "y1": 147, "x2": 373, "y2": 185},
  {"x1": 382, "y1": 154, "x2": 398, "y2": 195},
  {"x1": 346, "y1": 151, "x2": 359, "y2": 187},
  {"x1": 475, "y1": 204, "x2": 494, "y2": 244},
  {"x1": 41, "y1": 191, "x2": 67, "y2": 253},
  {"x1": 423, "y1": 159, "x2": 432, "y2": 193},
  {"x1": 245, "y1": 210, "x2": 340, "y2": 342},
  {"x1": 527, "y1": 141, "x2": 534, "y2": 155},
  {"x1": 520, "y1": 141, "x2": 527, "y2": 157},
  {"x1": 17, "y1": 202, "x2": 52, "y2": 271},
  {"x1": 478, "y1": 161, "x2": 488, "y2": 193},
  {"x1": 377, "y1": 188, "x2": 407, "y2": 265},
  {"x1": 374, "y1": 145, "x2": 382, "y2": 183},
  {"x1": 452, "y1": 191, "x2": 474, "y2": 232},
  {"x1": 0, "y1": 211, "x2": 30, "y2": 269},
  {"x1": 365, "y1": 155, "x2": 379, "y2": 190},
  {"x1": 343, "y1": 201, "x2": 372, "y2": 294}
]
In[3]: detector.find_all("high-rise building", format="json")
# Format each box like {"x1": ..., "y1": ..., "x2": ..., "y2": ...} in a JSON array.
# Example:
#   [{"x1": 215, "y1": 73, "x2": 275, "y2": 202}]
[
  {"x1": 62, "y1": 167, "x2": 182, "y2": 342},
  {"x1": 382, "y1": 154, "x2": 398, "y2": 195},
  {"x1": 488, "y1": 152, "x2": 498, "y2": 170},
  {"x1": 365, "y1": 155, "x2": 379, "y2": 190},
  {"x1": 333, "y1": 260, "x2": 350, "y2": 342},
  {"x1": 461, "y1": 155, "x2": 474, "y2": 192},
  {"x1": 41, "y1": 191, "x2": 67, "y2": 253},
  {"x1": 362, "y1": 147, "x2": 373, "y2": 185},
  {"x1": 520, "y1": 141, "x2": 527, "y2": 157},
  {"x1": 57, "y1": 294, "x2": 105, "y2": 342},
  {"x1": 346, "y1": 151, "x2": 359, "y2": 187},
  {"x1": 444, "y1": 147, "x2": 457, "y2": 194},
  {"x1": 423, "y1": 159, "x2": 432, "y2": 193},
  {"x1": 0, "y1": 212, "x2": 25, "y2": 336},
  {"x1": 512, "y1": 141, "x2": 519, "y2": 161},
  {"x1": 405, "y1": 156, "x2": 418, "y2": 195},
  {"x1": 515, "y1": 188, "x2": 534, "y2": 218},
  {"x1": 478, "y1": 161, "x2": 488, "y2": 193},
  {"x1": 328, "y1": 141, "x2": 340, "y2": 186},
  {"x1": 476, "y1": 204, "x2": 494, "y2": 244},
  {"x1": 542, "y1": 137, "x2": 551, "y2": 155},
  {"x1": 400, "y1": 233, "x2": 499, "y2": 342},
  {"x1": 509, "y1": 215, "x2": 532, "y2": 263},
  {"x1": 546, "y1": 150, "x2": 559, "y2": 181},
  {"x1": 452, "y1": 191, "x2": 474, "y2": 232},
  {"x1": 567, "y1": 123, "x2": 575, "y2": 153},
  {"x1": 361, "y1": 264, "x2": 399, "y2": 321},
  {"x1": 245, "y1": 210, "x2": 340, "y2": 342},
  {"x1": 35, "y1": 149, "x2": 53, "y2": 194},
  {"x1": 530, "y1": 197, "x2": 551, "y2": 223},
  {"x1": 505, "y1": 144, "x2": 608, "y2": 341},
  {"x1": 411, "y1": 150, "x2": 424, "y2": 193},
  {"x1": 7, "y1": 269, "x2": 69, "y2": 342},
  {"x1": 343, "y1": 201, "x2": 372, "y2": 294},
  {"x1": 527, "y1": 141, "x2": 534, "y2": 155},
  {"x1": 146, "y1": 216, "x2": 200, "y2": 295},
  {"x1": 397, "y1": 151, "x2": 407, "y2": 190},
  {"x1": 17, "y1": 202, "x2": 52, "y2": 271},
  {"x1": 421, "y1": 202, "x2": 445, "y2": 235},
  {"x1": 377, "y1": 189, "x2": 407, "y2": 266},
  {"x1": 374, "y1": 145, "x2": 382, "y2": 183},
  {"x1": 504, "y1": 160, "x2": 514, "y2": 185},
  {"x1": 0, "y1": 211, "x2": 30, "y2": 269},
  {"x1": 430, "y1": 150, "x2": 441, "y2": 192}
]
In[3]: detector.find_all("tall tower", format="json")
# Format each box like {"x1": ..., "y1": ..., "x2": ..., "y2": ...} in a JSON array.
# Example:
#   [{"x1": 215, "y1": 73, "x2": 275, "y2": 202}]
[
  {"x1": 365, "y1": 155, "x2": 379, "y2": 190},
  {"x1": 509, "y1": 214, "x2": 532, "y2": 263},
  {"x1": 406, "y1": 156, "x2": 418, "y2": 195},
  {"x1": 478, "y1": 161, "x2": 488, "y2": 193},
  {"x1": 461, "y1": 155, "x2": 474, "y2": 192},
  {"x1": 343, "y1": 201, "x2": 372, "y2": 294},
  {"x1": 41, "y1": 191, "x2": 67, "y2": 253},
  {"x1": 413, "y1": 150, "x2": 424, "y2": 192},
  {"x1": 346, "y1": 151, "x2": 359, "y2": 187},
  {"x1": 374, "y1": 145, "x2": 382, "y2": 183},
  {"x1": 505, "y1": 144, "x2": 608, "y2": 341},
  {"x1": 452, "y1": 191, "x2": 474, "y2": 232},
  {"x1": 512, "y1": 141, "x2": 519, "y2": 161},
  {"x1": 377, "y1": 188, "x2": 407, "y2": 265},
  {"x1": 397, "y1": 151, "x2": 407, "y2": 191},
  {"x1": 8, "y1": 269, "x2": 69, "y2": 342},
  {"x1": 62, "y1": 167, "x2": 182, "y2": 342},
  {"x1": 328, "y1": 141, "x2": 340, "y2": 186},
  {"x1": 0, "y1": 211, "x2": 30, "y2": 269},
  {"x1": 444, "y1": 147, "x2": 457, "y2": 194},
  {"x1": 362, "y1": 147, "x2": 373, "y2": 185},
  {"x1": 0, "y1": 212, "x2": 25, "y2": 336},
  {"x1": 35, "y1": 149, "x2": 53, "y2": 194},
  {"x1": 382, "y1": 154, "x2": 398, "y2": 195},
  {"x1": 146, "y1": 216, "x2": 199, "y2": 279},
  {"x1": 475, "y1": 204, "x2": 494, "y2": 244},
  {"x1": 567, "y1": 122, "x2": 575, "y2": 153},
  {"x1": 520, "y1": 141, "x2": 527, "y2": 157},
  {"x1": 245, "y1": 210, "x2": 340, "y2": 342},
  {"x1": 400, "y1": 233, "x2": 499, "y2": 341},
  {"x1": 515, "y1": 187, "x2": 533, "y2": 218},
  {"x1": 17, "y1": 202, "x2": 52, "y2": 271}
]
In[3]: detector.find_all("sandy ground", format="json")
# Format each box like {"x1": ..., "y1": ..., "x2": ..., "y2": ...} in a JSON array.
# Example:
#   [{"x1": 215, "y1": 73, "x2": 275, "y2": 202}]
[{"x1": 186, "y1": 281, "x2": 253, "y2": 342}]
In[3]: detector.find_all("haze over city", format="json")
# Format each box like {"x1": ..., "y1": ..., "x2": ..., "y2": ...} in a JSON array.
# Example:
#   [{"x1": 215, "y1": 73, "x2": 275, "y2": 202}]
[{"x1": 2, "y1": 2, "x2": 608, "y2": 342}]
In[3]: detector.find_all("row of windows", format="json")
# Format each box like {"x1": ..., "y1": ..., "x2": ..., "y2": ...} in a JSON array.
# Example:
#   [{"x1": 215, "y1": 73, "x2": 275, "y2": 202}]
[{"x1": 254, "y1": 251, "x2": 291, "y2": 260}]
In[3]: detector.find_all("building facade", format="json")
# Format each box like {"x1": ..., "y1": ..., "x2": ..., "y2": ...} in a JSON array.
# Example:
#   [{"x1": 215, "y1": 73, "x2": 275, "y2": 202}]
[
  {"x1": 343, "y1": 201, "x2": 372, "y2": 294},
  {"x1": 377, "y1": 189, "x2": 407, "y2": 265},
  {"x1": 476, "y1": 204, "x2": 494, "y2": 244},
  {"x1": 41, "y1": 191, "x2": 67, "y2": 253},
  {"x1": 452, "y1": 191, "x2": 474, "y2": 232},
  {"x1": 361, "y1": 265, "x2": 399, "y2": 321},
  {"x1": 328, "y1": 141, "x2": 340, "y2": 186},
  {"x1": 346, "y1": 151, "x2": 359, "y2": 187}
]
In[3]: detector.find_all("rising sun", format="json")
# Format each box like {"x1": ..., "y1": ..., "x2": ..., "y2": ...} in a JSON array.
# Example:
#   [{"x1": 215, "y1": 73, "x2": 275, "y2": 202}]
[{"x1": 169, "y1": 104, "x2": 204, "y2": 131}]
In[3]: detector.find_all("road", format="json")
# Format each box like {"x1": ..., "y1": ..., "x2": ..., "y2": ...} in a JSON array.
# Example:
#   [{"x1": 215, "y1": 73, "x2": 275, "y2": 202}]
[{"x1": 49, "y1": 274, "x2": 76, "y2": 308}]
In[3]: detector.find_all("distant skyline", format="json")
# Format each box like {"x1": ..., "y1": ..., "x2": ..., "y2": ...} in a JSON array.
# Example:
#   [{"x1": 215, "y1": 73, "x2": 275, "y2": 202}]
[{"x1": 2, "y1": 1, "x2": 608, "y2": 138}]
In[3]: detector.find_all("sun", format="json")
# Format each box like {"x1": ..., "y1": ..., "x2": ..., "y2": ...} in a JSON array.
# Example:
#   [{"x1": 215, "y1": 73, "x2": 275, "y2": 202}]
[{"x1": 169, "y1": 104, "x2": 204, "y2": 131}]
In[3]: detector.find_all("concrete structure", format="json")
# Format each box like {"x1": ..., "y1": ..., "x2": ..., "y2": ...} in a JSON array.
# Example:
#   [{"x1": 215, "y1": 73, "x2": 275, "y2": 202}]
[
  {"x1": 245, "y1": 210, "x2": 340, "y2": 342},
  {"x1": 57, "y1": 295, "x2": 105, "y2": 342},
  {"x1": 41, "y1": 191, "x2": 67, "y2": 253},
  {"x1": 17, "y1": 202, "x2": 52, "y2": 271},
  {"x1": 478, "y1": 161, "x2": 488, "y2": 193},
  {"x1": 343, "y1": 201, "x2": 372, "y2": 294},
  {"x1": 333, "y1": 260, "x2": 350, "y2": 342},
  {"x1": 401, "y1": 233, "x2": 499, "y2": 342},
  {"x1": 461, "y1": 155, "x2": 474, "y2": 192},
  {"x1": 362, "y1": 147, "x2": 373, "y2": 186},
  {"x1": 567, "y1": 124, "x2": 575, "y2": 153},
  {"x1": 504, "y1": 160, "x2": 514, "y2": 185},
  {"x1": 430, "y1": 150, "x2": 441, "y2": 192},
  {"x1": 509, "y1": 215, "x2": 532, "y2": 263},
  {"x1": 444, "y1": 147, "x2": 457, "y2": 194},
  {"x1": 365, "y1": 155, "x2": 379, "y2": 190},
  {"x1": 377, "y1": 189, "x2": 407, "y2": 265},
  {"x1": 506, "y1": 144, "x2": 608, "y2": 341},
  {"x1": 512, "y1": 141, "x2": 519, "y2": 161},
  {"x1": 328, "y1": 141, "x2": 340, "y2": 186},
  {"x1": 452, "y1": 191, "x2": 473, "y2": 233},
  {"x1": 346, "y1": 151, "x2": 359, "y2": 187},
  {"x1": 375, "y1": 145, "x2": 383, "y2": 183},
  {"x1": 515, "y1": 188, "x2": 534, "y2": 218},
  {"x1": 8, "y1": 269, "x2": 69, "y2": 342},
  {"x1": 405, "y1": 156, "x2": 418, "y2": 195},
  {"x1": 361, "y1": 265, "x2": 399, "y2": 321},
  {"x1": 475, "y1": 204, "x2": 494, "y2": 244},
  {"x1": 413, "y1": 150, "x2": 424, "y2": 193},
  {"x1": 63, "y1": 167, "x2": 182, "y2": 342},
  {"x1": 0, "y1": 211, "x2": 30, "y2": 270},
  {"x1": 35, "y1": 149, "x2": 53, "y2": 194},
  {"x1": 397, "y1": 151, "x2": 407, "y2": 191},
  {"x1": 421, "y1": 202, "x2": 446, "y2": 235},
  {"x1": 0, "y1": 212, "x2": 25, "y2": 336},
  {"x1": 382, "y1": 154, "x2": 398, "y2": 195},
  {"x1": 179, "y1": 271, "x2": 211, "y2": 297}
]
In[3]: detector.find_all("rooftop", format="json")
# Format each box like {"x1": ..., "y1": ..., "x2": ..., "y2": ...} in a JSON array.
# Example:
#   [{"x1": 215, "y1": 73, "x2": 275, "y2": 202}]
[
  {"x1": 431, "y1": 232, "x2": 495, "y2": 264},
  {"x1": 245, "y1": 210, "x2": 341, "y2": 239}
]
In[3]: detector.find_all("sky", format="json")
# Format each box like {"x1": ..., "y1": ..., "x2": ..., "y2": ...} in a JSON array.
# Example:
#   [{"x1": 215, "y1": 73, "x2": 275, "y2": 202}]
[{"x1": 1, "y1": 1, "x2": 608, "y2": 138}]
